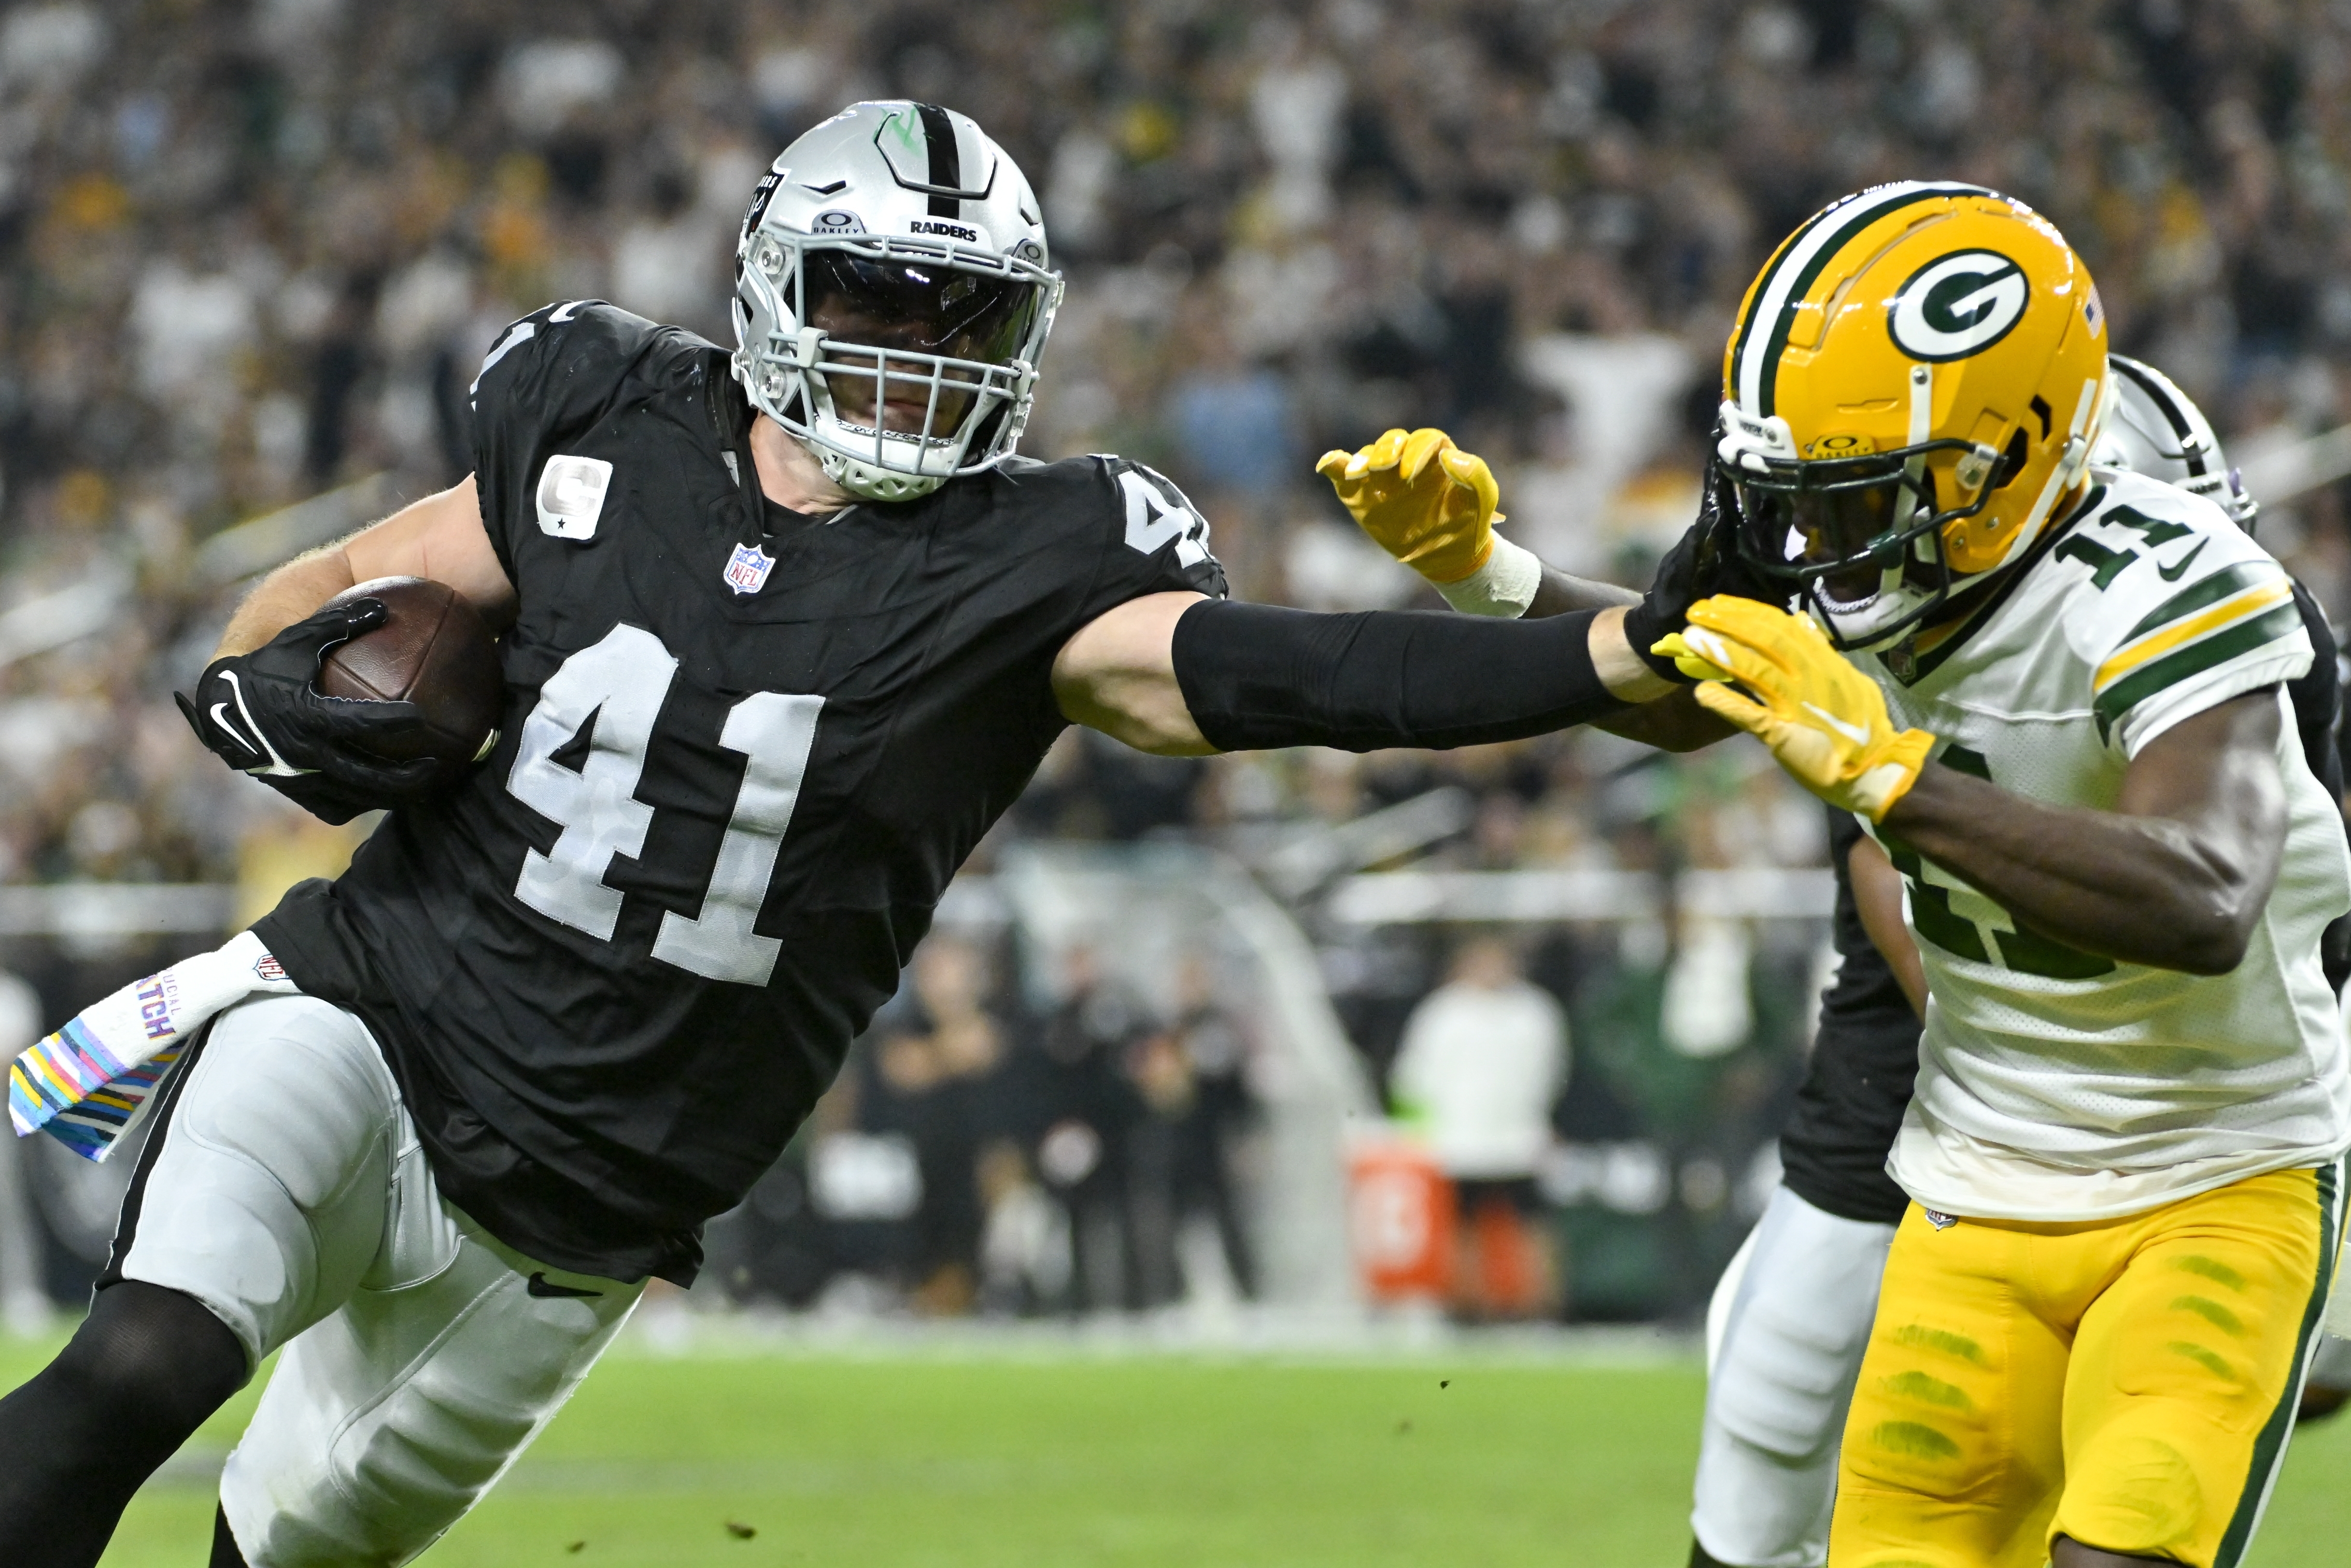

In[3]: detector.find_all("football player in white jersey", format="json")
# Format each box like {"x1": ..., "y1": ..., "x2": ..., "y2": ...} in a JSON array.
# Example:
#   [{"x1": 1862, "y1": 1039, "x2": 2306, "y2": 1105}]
[
  {"x1": 1647, "y1": 183, "x2": 2349, "y2": 1568},
  {"x1": 1321, "y1": 343, "x2": 2347, "y2": 1568}
]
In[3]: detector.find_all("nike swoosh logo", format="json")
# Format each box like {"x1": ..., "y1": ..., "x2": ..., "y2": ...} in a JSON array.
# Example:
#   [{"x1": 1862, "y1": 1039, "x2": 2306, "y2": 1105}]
[
  {"x1": 1802, "y1": 701, "x2": 1872, "y2": 746},
  {"x1": 217, "y1": 671, "x2": 302, "y2": 776},
  {"x1": 2157, "y1": 539, "x2": 2210, "y2": 581},
  {"x1": 208, "y1": 702, "x2": 261, "y2": 757},
  {"x1": 526, "y1": 1272, "x2": 603, "y2": 1299}
]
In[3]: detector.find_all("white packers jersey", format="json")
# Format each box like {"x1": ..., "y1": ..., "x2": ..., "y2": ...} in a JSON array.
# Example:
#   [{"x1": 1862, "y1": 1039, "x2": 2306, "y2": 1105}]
[{"x1": 1861, "y1": 468, "x2": 2351, "y2": 1221}]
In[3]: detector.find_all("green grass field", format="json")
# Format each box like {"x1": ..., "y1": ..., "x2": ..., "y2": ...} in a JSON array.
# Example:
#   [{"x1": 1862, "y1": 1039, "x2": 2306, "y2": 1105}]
[{"x1": 2, "y1": 1329, "x2": 2344, "y2": 1566}]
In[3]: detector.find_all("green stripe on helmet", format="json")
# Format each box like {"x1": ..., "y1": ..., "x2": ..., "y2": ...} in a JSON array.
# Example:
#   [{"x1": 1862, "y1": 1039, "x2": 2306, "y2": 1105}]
[{"x1": 1725, "y1": 205, "x2": 1846, "y2": 409}]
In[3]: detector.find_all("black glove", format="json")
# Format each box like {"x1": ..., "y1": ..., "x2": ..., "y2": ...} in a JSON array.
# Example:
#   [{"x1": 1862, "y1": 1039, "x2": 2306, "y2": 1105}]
[
  {"x1": 176, "y1": 597, "x2": 440, "y2": 825},
  {"x1": 1621, "y1": 466, "x2": 1781, "y2": 683}
]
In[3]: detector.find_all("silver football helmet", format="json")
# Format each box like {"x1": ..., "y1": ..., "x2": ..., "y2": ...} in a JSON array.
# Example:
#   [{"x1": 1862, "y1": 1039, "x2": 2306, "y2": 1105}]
[
  {"x1": 732, "y1": 101, "x2": 1062, "y2": 502},
  {"x1": 2093, "y1": 354, "x2": 2259, "y2": 530}
]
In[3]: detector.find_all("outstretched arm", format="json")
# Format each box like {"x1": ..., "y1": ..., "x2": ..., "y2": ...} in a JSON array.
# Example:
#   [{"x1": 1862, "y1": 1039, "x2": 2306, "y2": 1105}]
[
  {"x1": 1523, "y1": 567, "x2": 1731, "y2": 753},
  {"x1": 1315, "y1": 427, "x2": 1743, "y2": 753},
  {"x1": 1050, "y1": 592, "x2": 1670, "y2": 756}
]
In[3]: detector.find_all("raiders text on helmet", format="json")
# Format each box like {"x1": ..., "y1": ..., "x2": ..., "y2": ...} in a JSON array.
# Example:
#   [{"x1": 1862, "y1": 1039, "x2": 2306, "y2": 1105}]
[
  {"x1": 733, "y1": 102, "x2": 1062, "y2": 502},
  {"x1": 1717, "y1": 183, "x2": 2112, "y2": 650}
]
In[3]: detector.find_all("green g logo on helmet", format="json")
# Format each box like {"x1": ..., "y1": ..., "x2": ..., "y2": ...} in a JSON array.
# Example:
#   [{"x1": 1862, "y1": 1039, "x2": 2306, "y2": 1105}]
[{"x1": 1888, "y1": 250, "x2": 2029, "y2": 362}]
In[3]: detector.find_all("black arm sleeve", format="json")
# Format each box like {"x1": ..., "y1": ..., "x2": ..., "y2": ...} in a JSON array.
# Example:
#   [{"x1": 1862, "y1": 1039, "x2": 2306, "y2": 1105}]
[
  {"x1": 1169, "y1": 598, "x2": 1629, "y2": 753},
  {"x1": 2286, "y1": 578, "x2": 2351, "y2": 994},
  {"x1": 2288, "y1": 579, "x2": 2343, "y2": 803}
]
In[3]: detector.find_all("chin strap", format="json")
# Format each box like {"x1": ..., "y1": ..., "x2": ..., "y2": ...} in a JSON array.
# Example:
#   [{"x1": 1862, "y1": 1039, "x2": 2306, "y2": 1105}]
[{"x1": 739, "y1": 324, "x2": 954, "y2": 504}]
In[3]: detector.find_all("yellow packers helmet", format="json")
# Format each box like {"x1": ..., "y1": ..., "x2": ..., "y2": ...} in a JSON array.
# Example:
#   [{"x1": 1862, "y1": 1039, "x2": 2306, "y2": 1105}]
[{"x1": 1717, "y1": 182, "x2": 2111, "y2": 650}]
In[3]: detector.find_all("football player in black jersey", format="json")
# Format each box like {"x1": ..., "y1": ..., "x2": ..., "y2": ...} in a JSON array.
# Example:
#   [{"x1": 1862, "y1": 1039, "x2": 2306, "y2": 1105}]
[
  {"x1": 0, "y1": 102, "x2": 1754, "y2": 1568},
  {"x1": 1327, "y1": 355, "x2": 2350, "y2": 1568}
]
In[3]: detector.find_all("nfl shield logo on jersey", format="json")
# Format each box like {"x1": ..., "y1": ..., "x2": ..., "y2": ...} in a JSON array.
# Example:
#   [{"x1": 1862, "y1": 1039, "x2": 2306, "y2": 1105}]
[{"x1": 723, "y1": 541, "x2": 775, "y2": 595}]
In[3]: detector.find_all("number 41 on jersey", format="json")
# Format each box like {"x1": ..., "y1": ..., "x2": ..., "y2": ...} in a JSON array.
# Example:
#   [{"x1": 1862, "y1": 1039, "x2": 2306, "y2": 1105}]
[{"x1": 505, "y1": 625, "x2": 822, "y2": 986}]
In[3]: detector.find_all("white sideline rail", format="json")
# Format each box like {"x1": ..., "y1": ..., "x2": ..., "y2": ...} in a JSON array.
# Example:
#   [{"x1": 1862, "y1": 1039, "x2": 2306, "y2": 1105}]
[
  {"x1": 0, "y1": 569, "x2": 131, "y2": 675},
  {"x1": 2234, "y1": 419, "x2": 2351, "y2": 507},
  {"x1": 0, "y1": 870, "x2": 1839, "y2": 939},
  {"x1": 0, "y1": 883, "x2": 238, "y2": 937},
  {"x1": 0, "y1": 473, "x2": 393, "y2": 676},
  {"x1": 192, "y1": 472, "x2": 392, "y2": 588},
  {"x1": 1324, "y1": 867, "x2": 1836, "y2": 925}
]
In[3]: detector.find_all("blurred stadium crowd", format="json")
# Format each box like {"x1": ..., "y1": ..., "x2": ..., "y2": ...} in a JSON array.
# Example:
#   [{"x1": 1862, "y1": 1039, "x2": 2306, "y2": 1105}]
[{"x1": 0, "y1": 0, "x2": 2347, "y2": 1319}]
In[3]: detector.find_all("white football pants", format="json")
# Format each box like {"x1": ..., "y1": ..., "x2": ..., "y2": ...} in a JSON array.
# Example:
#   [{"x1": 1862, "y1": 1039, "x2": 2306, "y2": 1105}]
[
  {"x1": 109, "y1": 994, "x2": 644, "y2": 1567},
  {"x1": 1690, "y1": 1184, "x2": 1896, "y2": 1568}
]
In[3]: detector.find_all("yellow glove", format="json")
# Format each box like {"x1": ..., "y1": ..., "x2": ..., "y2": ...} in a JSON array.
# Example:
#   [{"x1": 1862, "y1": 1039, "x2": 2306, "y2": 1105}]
[
  {"x1": 1315, "y1": 427, "x2": 1500, "y2": 585},
  {"x1": 1651, "y1": 596, "x2": 1936, "y2": 822}
]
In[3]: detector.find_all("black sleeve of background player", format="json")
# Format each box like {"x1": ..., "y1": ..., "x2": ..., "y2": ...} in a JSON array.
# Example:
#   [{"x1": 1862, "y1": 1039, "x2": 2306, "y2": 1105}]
[
  {"x1": 2286, "y1": 579, "x2": 2351, "y2": 993},
  {"x1": 1778, "y1": 805, "x2": 1922, "y2": 1226},
  {"x1": 468, "y1": 300, "x2": 663, "y2": 579},
  {"x1": 2288, "y1": 579, "x2": 2345, "y2": 806},
  {"x1": 1170, "y1": 599, "x2": 1627, "y2": 752}
]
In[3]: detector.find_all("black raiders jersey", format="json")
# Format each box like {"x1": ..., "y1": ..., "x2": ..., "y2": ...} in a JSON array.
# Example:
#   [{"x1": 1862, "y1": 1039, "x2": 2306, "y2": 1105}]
[
  {"x1": 1776, "y1": 808, "x2": 1922, "y2": 1225},
  {"x1": 258, "y1": 302, "x2": 1225, "y2": 1284}
]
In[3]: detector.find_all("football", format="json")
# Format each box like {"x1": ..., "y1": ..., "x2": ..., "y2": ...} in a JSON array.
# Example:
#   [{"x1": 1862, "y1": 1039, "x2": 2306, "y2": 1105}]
[{"x1": 316, "y1": 576, "x2": 504, "y2": 767}]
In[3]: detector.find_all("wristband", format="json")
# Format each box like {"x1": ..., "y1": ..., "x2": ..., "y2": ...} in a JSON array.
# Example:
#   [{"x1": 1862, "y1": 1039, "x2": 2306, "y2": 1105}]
[{"x1": 1434, "y1": 533, "x2": 1541, "y2": 618}]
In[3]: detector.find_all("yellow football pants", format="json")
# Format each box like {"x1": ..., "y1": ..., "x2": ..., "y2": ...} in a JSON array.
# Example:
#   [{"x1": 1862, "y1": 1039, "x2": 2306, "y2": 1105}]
[{"x1": 1831, "y1": 1163, "x2": 2341, "y2": 1568}]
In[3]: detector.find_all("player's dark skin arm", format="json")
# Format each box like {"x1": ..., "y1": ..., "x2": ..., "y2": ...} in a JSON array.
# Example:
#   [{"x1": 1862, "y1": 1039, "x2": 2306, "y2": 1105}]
[
  {"x1": 1788, "y1": 857, "x2": 2160, "y2": 1568},
  {"x1": 1878, "y1": 690, "x2": 2287, "y2": 976},
  {"x1": 1847, "y1": 833, "x2": 1928, "y2": 1017}
]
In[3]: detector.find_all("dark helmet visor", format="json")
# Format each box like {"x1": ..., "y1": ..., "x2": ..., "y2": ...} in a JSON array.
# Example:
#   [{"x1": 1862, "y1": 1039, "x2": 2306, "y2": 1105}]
[
  {"x1": 1735, "y1": 459, "x2": 1931, "y2": 601},
  {"x1": 803, "y1": 253, "x2": 1043, "y2": 367}
]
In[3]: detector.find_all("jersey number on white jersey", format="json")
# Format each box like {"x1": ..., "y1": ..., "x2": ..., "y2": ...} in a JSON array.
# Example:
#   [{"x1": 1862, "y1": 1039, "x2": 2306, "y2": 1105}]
[
  {"x1": 2049, "y1": 504, "x2": 2197, "y2": 591},
  {"x1": 505, "y1": 625, "x2": 824, "y2": 986},
  {"x1": 1883, "y1": 745, "x2": 2116, "y2": 981}
]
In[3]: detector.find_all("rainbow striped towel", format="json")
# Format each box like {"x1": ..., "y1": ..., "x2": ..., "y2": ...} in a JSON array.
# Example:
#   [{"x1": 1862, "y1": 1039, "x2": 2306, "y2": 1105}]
[{"x1": 9, "y1": 931, "x2": 295, "y2": 1162}]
